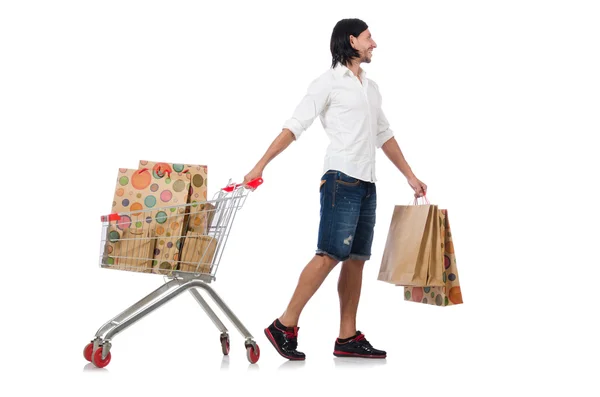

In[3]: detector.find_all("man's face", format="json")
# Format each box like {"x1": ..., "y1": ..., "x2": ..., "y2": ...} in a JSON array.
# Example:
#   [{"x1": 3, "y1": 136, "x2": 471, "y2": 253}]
[{"x1": 350, "y1": 28, "x2": 377, "y2": 63}]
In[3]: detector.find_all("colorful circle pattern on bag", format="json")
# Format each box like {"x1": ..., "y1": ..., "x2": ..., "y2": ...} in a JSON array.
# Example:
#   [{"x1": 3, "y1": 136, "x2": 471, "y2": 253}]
[{"x1": 106, "y1": 164, "x2": 208, "y2": 275}]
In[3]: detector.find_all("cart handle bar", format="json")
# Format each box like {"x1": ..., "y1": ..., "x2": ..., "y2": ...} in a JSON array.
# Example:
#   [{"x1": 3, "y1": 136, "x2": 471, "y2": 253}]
[{"x1": 221, "y1": 177, "x2": 263, "y2": 192}]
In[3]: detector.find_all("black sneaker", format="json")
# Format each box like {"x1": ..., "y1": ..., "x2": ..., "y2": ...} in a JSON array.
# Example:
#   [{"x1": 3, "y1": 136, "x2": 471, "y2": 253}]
[
  {"x1": 333, "y1": 331, "x2": 386, "y2": 358},
  {"x1": 264, "y1": 319, "x2": 306, "y2": 361}
]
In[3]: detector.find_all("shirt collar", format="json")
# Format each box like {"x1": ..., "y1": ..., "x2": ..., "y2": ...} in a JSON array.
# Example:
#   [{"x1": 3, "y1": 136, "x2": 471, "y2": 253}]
[{"x1": 334, "y1": 63, "x2": 366, "y2": 79}]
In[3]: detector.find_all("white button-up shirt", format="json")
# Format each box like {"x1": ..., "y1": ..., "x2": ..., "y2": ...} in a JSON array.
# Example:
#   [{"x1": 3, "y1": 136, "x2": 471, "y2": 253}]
[{"x1": 283, "y1": 64, "x2": 394, "y2": 183}]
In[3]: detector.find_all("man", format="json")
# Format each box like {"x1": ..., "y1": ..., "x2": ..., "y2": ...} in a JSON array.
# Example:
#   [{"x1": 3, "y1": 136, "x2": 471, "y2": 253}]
[{"x1": 243, "y1": 18, "x2": 427, "y2": 360}]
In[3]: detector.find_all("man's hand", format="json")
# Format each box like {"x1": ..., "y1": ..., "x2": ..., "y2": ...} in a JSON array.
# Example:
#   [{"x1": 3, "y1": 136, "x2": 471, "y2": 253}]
[
  {"x1": 408, "y1": 176, "x2": 427, "y2": 198},
  {"x1": 243, "y1": 167, "x2": 263, "y2": 186}
]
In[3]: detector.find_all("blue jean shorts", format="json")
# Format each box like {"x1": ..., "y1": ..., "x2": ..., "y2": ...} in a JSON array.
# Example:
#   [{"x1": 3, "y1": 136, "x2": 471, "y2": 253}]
[{"x1": 316, "y1": 170, "x2": 377, "y2": 262}]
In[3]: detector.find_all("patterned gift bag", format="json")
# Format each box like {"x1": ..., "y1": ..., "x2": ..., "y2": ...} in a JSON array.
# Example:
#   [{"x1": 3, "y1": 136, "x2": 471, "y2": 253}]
[
  {"x1": 138, "y1": 161, "x2": 212, "y2": 273},
  {"x1": 102, "y1": 168, "x2": 190, "y2": 275},
  {"x1": 138, "y1": 160, "x2": 207, "y2": 204},
  {"x1": 403, "y1": 209, "x2": 464, "y2": 306}
]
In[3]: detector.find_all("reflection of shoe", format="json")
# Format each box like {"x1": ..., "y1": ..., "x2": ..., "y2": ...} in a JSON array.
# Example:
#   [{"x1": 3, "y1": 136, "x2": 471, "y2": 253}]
[
  {"x1": 333, "y1": 331, "x2": 386, "y2": 358},
  {"x1": 264, "y1": 319, "x2": 306, "y2": 361}
]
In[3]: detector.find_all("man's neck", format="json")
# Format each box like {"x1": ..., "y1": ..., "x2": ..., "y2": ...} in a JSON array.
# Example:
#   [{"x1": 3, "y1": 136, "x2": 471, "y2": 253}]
[{"x1": 346, "y1": 61, "x2": 363, "y2": 80}]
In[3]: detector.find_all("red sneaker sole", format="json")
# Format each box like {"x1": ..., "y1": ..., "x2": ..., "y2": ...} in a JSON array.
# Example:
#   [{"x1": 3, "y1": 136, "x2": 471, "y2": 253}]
[
  {"x1": 264, "y1": 328, "x2": 306, "y2": 361},
  {"x1": 333, "y1": 350, "x2": 386, "y2": 359}
]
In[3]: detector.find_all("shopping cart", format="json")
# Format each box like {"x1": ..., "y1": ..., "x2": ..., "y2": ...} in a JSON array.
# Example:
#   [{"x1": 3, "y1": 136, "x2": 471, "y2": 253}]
[{"x1": 83, "y1": 177, "x2": 263, "y2": 368}]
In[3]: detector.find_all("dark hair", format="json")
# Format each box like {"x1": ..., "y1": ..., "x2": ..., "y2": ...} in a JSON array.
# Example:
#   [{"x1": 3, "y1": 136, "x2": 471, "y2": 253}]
[{"x1": 330, "y1": 18, "x2": 369, "y2": 68}]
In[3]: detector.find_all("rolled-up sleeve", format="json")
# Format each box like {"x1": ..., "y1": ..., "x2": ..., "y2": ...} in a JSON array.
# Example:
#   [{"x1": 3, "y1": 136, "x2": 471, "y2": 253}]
[
  {"x1": 376, "y1": 106, "x2": 394, "y2": 148},
  {"x1": 283, "y1": 74, "x2": 331, "y2": 140},
  {"x1": 374, "y1": 83, "x2": 394, "y2": 148}
]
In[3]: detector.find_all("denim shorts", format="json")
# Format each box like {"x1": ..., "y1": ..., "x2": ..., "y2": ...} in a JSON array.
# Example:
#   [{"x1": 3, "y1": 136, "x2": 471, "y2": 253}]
[{"x1": 316, "y1": 170, "x2": 377, "y2": 262}]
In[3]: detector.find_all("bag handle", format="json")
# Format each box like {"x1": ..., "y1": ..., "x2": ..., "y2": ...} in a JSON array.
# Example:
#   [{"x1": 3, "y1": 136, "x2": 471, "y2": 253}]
[
  {"x1": 410, "y1": 195, "x2": 430, "y2": 206},
  {"x1": 153, "y1": 166, "x2": 171, "y2": 178}
]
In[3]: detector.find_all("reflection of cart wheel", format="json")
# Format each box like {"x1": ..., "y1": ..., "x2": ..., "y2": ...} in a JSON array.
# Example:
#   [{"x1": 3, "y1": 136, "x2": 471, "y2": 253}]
[
  {"x1": 92, "y1": 347, "x2": 112, "y2": 368},
  {"x1": 246, "y1": 344, "x2": 260, "y2": 364},
  {"x1": 83, "y1": 343, "x2": 94, "y2": 362},
  {"x1": 220, "y1": 335, "x2": 230, "y2": 355}
]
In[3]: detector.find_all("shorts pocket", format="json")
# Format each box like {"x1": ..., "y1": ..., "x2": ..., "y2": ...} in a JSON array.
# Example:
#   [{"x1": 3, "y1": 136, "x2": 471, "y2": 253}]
[{"x1": 336, "y1": 172, "x2": 361, "y2": 186}]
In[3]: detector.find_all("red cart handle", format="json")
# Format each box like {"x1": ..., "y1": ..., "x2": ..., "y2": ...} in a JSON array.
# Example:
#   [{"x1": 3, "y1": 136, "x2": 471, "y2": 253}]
[
  {"x1": 101, "y1": 213, "x2": 122, "y2": 222},
  {"x1": 222, "y1": 177, "x2": 264, "y2": 192}
]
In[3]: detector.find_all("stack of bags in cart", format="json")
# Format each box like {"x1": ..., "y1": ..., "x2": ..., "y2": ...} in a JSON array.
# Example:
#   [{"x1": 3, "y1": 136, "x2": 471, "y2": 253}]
[
  {"x1": 101, "y1": 160, "x2": 218, "y2": 276},
  {"x1": 377, "y1": 202, "x2": 464, "y2": 307}
]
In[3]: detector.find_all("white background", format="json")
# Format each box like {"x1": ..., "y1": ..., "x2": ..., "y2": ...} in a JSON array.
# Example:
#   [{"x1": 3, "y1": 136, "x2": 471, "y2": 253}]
[{"x1": 1, "y1": 0, "x2": 599, "y2": 395}]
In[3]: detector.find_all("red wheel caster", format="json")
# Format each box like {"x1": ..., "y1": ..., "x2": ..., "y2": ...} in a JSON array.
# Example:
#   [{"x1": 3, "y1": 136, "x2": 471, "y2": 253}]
[
  {"x1": 246, "y1": 344, "x2": 260, "y2": 364},
  {"x1": 83, "y1": 343, "x2": 94, "y2": 362},
  {"x1": 92, "y1": 346, "x2": 112, "y2": 368},
  {"x1": 220, "y1": 335, "x2": 230, "y2": 356}
]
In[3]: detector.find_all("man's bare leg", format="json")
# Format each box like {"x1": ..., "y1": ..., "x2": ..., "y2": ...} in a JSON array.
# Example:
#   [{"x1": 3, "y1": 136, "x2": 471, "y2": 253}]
[
  {"x1": 338, "y1": 259, "x2": 365, "y2": 339},
  {"x1": 279, "y1": 254, "x2": 339, "y2": 326}
]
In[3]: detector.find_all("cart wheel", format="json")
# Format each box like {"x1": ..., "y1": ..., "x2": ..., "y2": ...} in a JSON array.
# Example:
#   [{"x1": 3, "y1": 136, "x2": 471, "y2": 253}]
[
  {"x1": 246, "y1": 344, "x2": 260, "y2": 364},
  {"x1": 83, "y1": 343, "x2": 94, "y2": 362},
  {"x1": 92, "y1": 347, "x2": 112, "y2": 368},
  {"x1": 220, "y1": 335, "x2": 230, "y2": 356}
]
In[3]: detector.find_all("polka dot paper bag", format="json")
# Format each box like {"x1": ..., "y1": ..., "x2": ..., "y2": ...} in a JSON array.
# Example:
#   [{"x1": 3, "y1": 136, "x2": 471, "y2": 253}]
[
  {"x1": 139, "y1": 161, "x2": 211, "y2": 234},
  {"x1": 403, "y1": 209, "x2": 463, "y2": 306},
  {"x1": 139, "y1": 160, "x2": 207, "y2": 202},
  {"x1": 102, "y1": 168, "x2": 191, "y2": 275}
]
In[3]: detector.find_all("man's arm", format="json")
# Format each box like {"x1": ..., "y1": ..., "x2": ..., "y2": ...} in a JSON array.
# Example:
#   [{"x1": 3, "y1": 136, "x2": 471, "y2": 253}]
[
  {"x1": 244, "y1": 74, "x2": 330, "y2": 185},
  {"x1": 244, "y1": 128, "x2": 296, "y2": 184},
  {"x1": 382, "y1": 137, "x2": 427, "y2": 197},
  {"x1": 381, "y1": 137, "x2": 415, "y2": 179},
  {"x1": 373, "y1": 80, "x2": 427, "y2": 197}
]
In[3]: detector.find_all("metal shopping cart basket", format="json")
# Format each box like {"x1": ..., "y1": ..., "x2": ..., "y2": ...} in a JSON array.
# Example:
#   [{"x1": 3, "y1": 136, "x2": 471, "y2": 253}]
[{"x1": 83, "y1": 177, "x2": 263, "y2": 368}]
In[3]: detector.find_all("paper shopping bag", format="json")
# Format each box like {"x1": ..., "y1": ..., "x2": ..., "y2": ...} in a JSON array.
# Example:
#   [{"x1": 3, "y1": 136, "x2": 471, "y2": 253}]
[
  {"x1": 179, "y1": 232, "x2": 218, "y2": 274},
  {"x1": 139, "y1": 160, "x2": 208, "y2": 203},
  {"x1": 187, "y1": 203, "x2": 216, "y2": 234},
  {"x1": 139, "y1": 160, "x2": 211, "y2": 245},
  {"x1": 378, "y1": 204, "x2": 439, "y2": 286},
  {"x1": 416, "y1": 205, "x2": 446, "y2": 286},
  {"x1": 150, "y1": 212, "x2": 186, "y2": 276},
  {"x1": 427, "y1": 206, "x2": 444, "y2": 286},
  {"x1": 111, "y1": 167, "x2": 191, "y2": 214},
  {"x1": 105, "y1": 168, "x2": 190, "y2": 274},
  {"x1": 404, "y1": 210, "x2": 463, "y2": 306},
  {"x1": 137, "y1": 161, "x2": 210, "y2": 273},
  {"x1": 102, "y1": 227, "x2": 156, "y2": 272}
]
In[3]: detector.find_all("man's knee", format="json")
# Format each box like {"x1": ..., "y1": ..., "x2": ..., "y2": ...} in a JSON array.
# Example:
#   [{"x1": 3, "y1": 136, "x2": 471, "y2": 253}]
[
  {"x1": 316, "y1": 253, "x2": 339, "y2": 269},
  {"x1": 343, "y1": 258, "x2": 366, "y2": 269}
]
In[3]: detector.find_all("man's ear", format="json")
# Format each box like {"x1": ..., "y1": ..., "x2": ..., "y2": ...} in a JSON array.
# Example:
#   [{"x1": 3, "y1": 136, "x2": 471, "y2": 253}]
[{"x1": 349, "y1": 35, "x2": 356, "y2": 49}]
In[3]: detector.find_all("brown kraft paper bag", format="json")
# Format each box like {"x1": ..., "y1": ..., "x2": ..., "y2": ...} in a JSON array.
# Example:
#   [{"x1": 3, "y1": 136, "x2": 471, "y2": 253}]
[
  {"x1": 104, "y1": 227, "x2": 156, "y2": 272},
  {"x1": 427, "y1": 206, "x2": 445, "y2": 286},
  {"x1": 404, "y1": 209, "x2": 463, "y2": 306},
  {"x1": 179, "y1": 233, "x2": 218, "y2": 274},
  {"x1": 378, "y1": 204, "x2": 434, "y2": 286},
  {"x1": 187, "y1": 203, "x2": 216, "y2": 234}
]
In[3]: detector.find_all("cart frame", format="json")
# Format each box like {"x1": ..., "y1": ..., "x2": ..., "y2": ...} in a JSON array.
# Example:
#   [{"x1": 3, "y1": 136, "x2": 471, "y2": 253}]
[{"x1": 83, "y1": 178, "x2": 263, "y2": 367}]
